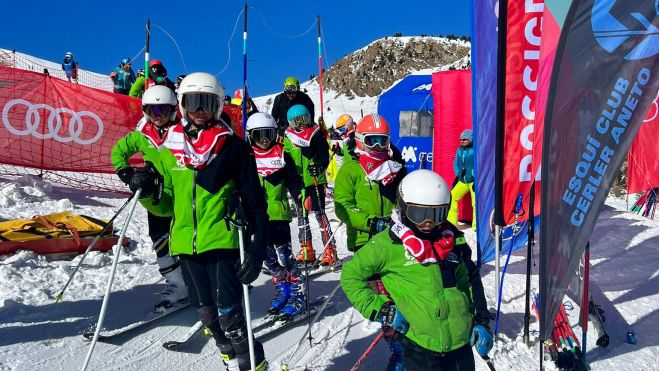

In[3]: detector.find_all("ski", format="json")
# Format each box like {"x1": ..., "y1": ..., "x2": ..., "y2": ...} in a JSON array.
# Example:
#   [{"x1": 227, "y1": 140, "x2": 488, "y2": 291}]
[
  {"x1": 254, "y1": 299, "x2": 336, "y2": 340},
  {"x1": 262, "y1": 258, "x2": 346, "y2": 277},
  {"x1": 162, "y1": 320, "x2": 205, "y2": 349},
  {"x1": 588, "y1": 299, "x2": 609, "y2": 348},
  {"x1": 82, "y1": 300, "x2": 190, "y2": 341}
]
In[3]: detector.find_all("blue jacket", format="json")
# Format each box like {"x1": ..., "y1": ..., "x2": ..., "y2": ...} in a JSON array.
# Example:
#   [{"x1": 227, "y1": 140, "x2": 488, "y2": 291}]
[
  {"x1": 62, "y1": 57, "x2": 77, "y2": 71},
  {"x1": 112, "y1": 67, "x2": 136, "y2": 90},
  {"x1": 453, "y1": 145, "x2": 474, "y2": 184}
]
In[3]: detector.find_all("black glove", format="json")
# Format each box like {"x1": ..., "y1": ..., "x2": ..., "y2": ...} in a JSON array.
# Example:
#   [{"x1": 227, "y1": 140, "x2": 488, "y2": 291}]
[
  {"x1": 116, "y1": 167, "x2": 134, "y2": 185},
  {"x1": 307, "y1": 163, "x2": 322, "y2": 177},
  {"x1": 236, "y1": 249, "x2": 264, "y2": 285},
  {"x1": 376, "y1": 301, "x2": 409, "y2": 341},
  {"x1": 129, "y1": 165, "x2": 163, "y2": 202},
  {"x1": 369, "y1": 216, "x2": 391, "y2": 234}
]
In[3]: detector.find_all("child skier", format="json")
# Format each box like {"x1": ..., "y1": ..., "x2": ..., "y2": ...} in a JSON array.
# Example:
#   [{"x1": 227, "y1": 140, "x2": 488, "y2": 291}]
[
  {"x1": 246, "y1": 112, "x2": 307, "y2": 319},
  {"x1": 111, "y1": 85, "x2": 188, "y2": 311},
  {"x1": 341, "y1": 170, "x2": 493, "y2": 370},
  {"x1": 138, "y1": 73, "x2": 269, "y2": 371},
  {"x1": 283, "y1": 104, "x2": 337, "y2": 267}
]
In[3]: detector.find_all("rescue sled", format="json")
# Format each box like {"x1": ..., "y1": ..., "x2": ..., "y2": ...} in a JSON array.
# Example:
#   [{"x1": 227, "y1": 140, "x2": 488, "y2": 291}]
[{"x1": 0, "y1": 211, "x2": 126, "y2": 256}]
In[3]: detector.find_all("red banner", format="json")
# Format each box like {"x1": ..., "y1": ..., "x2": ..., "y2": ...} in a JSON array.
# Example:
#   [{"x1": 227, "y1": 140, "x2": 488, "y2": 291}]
[
  {"x1": 627, "y1": 93, "x2": 659, "y2": 194},
  {"x1": 501, "y1": 0, "x2": 544, "y2": 224},
  {"x1": 0, "y1": 66, "x2": 141, "y2": 173},
  {"x1": 432, "y1": 70, "x2": 473, "y2": 220}
]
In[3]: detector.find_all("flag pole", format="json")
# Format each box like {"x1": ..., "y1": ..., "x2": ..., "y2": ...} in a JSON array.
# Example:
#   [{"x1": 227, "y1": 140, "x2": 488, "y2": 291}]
[{"x1": 144, "y1": 19, "x2": 150, "y2": 80}]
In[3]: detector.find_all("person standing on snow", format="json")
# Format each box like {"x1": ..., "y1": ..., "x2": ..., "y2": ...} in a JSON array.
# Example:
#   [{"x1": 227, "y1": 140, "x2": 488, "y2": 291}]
[
  {"x1": 61, "y1": 52, "x2": 78, "y2": 83},
  {"x1": 245, "y1": 112, "x2": 307, "y2": 319},
  {"x1": 271, "y1": 76, "x2": 315, "y2": 136},
  {"x1": 110, "y1": 57, "x2": 136, "y2": 95},
  {"x1": 111, "y1": 85, "x2": 188, "y2": 311},
  {"x1": 333, "y1": 113, "x2": 358, "y2": 162},
  {"x1": 333, "y1": 113, "x2": 407, "y2": 370},
  {"x1": 447, "y1": 129, "x2": 476, "y2": 230},
  {"x1": 341, "y1": 170, "x2": 493, "y2": 371},
  {"x1": 129, "y1": 59, "x2": 176, "y2": 98},
  {"x1": 284, "y1": 104, "x2": 337, "y2": 267},
  {"x1": 136, "y1": 72, "x2": 269, "y2": 371}
]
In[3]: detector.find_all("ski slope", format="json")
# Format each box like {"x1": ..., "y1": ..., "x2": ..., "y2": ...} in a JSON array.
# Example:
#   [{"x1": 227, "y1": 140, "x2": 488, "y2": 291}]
[{"x1": 0, "y1": 175, "x2": 658, "y2": 371}]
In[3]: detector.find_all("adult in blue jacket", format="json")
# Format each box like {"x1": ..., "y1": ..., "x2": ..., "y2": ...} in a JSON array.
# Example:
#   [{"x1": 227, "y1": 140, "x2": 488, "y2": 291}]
[
  {"x1": 110, "y1": 57, "x2": 136, "y2": 95},
  {"x1": 448, "y1": 129, "x2": 476, "y2": 230}
]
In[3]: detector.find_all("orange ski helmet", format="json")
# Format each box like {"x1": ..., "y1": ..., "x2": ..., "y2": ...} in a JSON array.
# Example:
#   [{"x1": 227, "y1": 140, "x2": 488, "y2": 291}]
[
  {"x1": 355, "y1": 114, "x2": 391, "y2": 151},
  {"x1": 336, "y1": 114, "x2": 355, "y2": 137}
]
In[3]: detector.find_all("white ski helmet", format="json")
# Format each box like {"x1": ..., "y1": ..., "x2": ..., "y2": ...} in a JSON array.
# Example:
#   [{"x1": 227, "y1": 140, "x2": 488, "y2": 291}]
[
  {"x1": 397, "y1": 169, "x2": 451, "y2": 226},
  {"x1": 246, "y1": 112, "x2": 277, "y2": 131},
  {"x1": 177, "y1": 72, "x2": 224, "y2": 120},
  {"x1": 141, "y1": 85, "x2": 178, "y2": 122}
]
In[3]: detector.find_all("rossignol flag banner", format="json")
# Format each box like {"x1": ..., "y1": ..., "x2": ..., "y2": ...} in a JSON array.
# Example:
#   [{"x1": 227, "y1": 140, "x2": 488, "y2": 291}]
[
  {"x1": 0, "y1": 66, "x2": 141, "y2": 172},
  {"x1": 627, "y1": 92, "x2": 659, "y2": 194},
  {"x1": 470, "y1": 0, "x2": 498, "y2": 265},
  {"x1": 539, "y1": 0, "x2": 659, "y2": 341}
]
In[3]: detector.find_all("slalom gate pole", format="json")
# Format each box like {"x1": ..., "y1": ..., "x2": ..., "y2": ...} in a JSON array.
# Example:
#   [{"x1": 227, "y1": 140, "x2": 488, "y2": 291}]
[
  {"x1": 282, "y1": 282, "x2": 343, "y2": 369},
  {"x1": 494, "y1": 194, "x2": 524, "y2": 336},
  {"x1": 233, "y1": 216, "x2": 256, "y2": 371},
  {"x1": 312, "y1": 174, "x2": 337, "y2": 269},
  {"x1": 523, "y1": 183, "x2": 536, "y2": 345},
  {"x1": 349, "y1": 332, "x2": 384, "y2": 371},
  {"x1": 580, "y1": 243, "x2": 590, "y2": 364},
  {"x1": 241, "y1": 2, "x2": 248, "y2": 139},
  {"x1": 317, "y1": 15, "x2": 324, "y2": 123},
  {"x1": 55, "y1": 194, "x2": 135, "y2": 302},
  {"x1": 81, "y1": 189, "x2": 142, "y2": 371},
  {"x1": 144, "y1": 19, "x2": 150, "y2": 80}
]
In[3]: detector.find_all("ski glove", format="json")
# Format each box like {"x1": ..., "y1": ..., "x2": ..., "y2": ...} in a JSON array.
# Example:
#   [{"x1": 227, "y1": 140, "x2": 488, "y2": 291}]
[
  {"x1": 236, "y1": 250, "x2": 263, "y2": 285},
  {"x1": 307, "y1": 163, "x2": 322, "y2": 177},
  {"x1": 377, "y1": 301, "x2": 409, "y2": 341},
  {"x1": 369, "y1": 217, "x2": 391, "y2": 234},
  {"x1": 116, "y1": 167, "x2": 134, "y2": 185},
  {"x1": 129, "y1": 164, "x2": 163, "y2": 203},
  {"x1": 470, "y1": 324, "x2": 493, "y2": 357}
]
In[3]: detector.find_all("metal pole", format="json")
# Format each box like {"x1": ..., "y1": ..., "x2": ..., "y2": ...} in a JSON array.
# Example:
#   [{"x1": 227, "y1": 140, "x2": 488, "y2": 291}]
[
  {"x1": 145, "y1": 19, "x2": 151, "y2": 80},
  {"x1": 81, "y1": 189, "x2": 141, "y2": 371},
  {"x1": 523, "y1": 183, "x2": 535, "y2": 345},
  {"x1": 237, "y1": 223, "x2": 256, "y2": 371},
  {"x1": 242, "y1": 2, "x2": 248, "y2": 139},
  {"x1": 317, "y1": 15, "x2": 324, "y2": 122}
]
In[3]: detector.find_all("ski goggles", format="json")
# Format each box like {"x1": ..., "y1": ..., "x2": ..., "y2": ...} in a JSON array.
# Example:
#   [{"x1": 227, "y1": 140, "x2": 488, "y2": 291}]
[
  {"x1": 143, "y1": 104, "x2": 175, "y2": 118},
  {"x1": 289, "y1": 115, "x2": 310, "y2": 130},
  {"x1": 249, "y1": 127, "x2": 276, "y2": 143},
  {"x1": 361, "y1": 134, "x2": 390, "y2": 149},
  {"x1": 284, "y1": 85, "x2": 298, "y2": 94},
  {"x1": 405, "y1": 203, "x2": 449, "y2": 226},
  {"x1": 337, "y1": 124, "x2": 353, "y2": 135},
  {"x1": 182, "y1": 93, "x2": 219, "y2": 113}
]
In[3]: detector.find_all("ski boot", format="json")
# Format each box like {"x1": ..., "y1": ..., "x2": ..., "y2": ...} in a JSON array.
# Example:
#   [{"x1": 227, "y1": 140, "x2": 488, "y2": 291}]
[
  {"x1": 319, "y1": 245, "x2": 338, "y2": 267},
  {"x1": 295, "y1": 240, "x2": 315, "y2": 266},
  {"x1": 268, "y1": 280, "x2": 290, "y2": 315},
  {"x1": 386, "y1": 341, "x2": 405, "y2": 371},
  {"x1": 220, "y1": 350, "x2": 240, "y2": 371},
  {"x1": 155, "y1": 256, "x2": 188, "y2": 312},
  {"x1": 280, "y1": 281, "x2": 306, "y2": 321}
]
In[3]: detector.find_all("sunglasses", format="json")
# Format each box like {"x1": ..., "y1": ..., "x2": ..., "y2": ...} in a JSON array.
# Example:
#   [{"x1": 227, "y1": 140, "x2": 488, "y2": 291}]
[
  {"x1": 249, "y1": 128, "x2": 276, "y2": 143},
  {"x1": 144, "y1": 104, "x2": 175, "y2": 118},
  {"x1": 182, "y1": 93, "x2": 219, "y2": 113},
  {"x1": 362, "y1": 134, "x2": 390, "y2": 149},
  {"x1": 405, "y1": 203, "x2": 449, "y2": 226}
]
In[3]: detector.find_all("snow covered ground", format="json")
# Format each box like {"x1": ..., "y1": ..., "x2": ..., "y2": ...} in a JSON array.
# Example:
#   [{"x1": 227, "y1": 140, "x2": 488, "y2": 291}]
[{"x1": 1, "y1": 175, "x2": 658, "y2": 371}]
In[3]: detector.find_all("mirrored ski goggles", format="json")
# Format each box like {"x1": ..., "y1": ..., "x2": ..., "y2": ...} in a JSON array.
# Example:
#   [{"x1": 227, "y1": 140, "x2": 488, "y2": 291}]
[
  {"x1": 337, "y1": 124, "x2": 353, "y2": 135},
  {"x1": 362, "y1": 134, "x2": 390, "y2": 149},
  {"x1": 405, "y1": 203, "x2": 449, "y2": 225},
  {"x1": 143, "y1": 104, "x2": 175, "y2": 118},
  {"x1": 284, "y1": 85, "x2": 298, "y2": 93},
  {"x1": 249, "y1": 127, "x2": 276, "y2": 143},
  {"x1": 289, "y1": 115, "x2": 310, "y2": 129},
  {"x1": 182, "y1": 93, "x2": 219, "y2": 113}
]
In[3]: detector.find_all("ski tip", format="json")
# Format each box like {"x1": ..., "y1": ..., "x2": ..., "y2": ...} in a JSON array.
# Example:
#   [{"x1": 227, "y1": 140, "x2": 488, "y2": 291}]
[{"x1": 162, "y1": 341, "x2": 181, "y2": 349}]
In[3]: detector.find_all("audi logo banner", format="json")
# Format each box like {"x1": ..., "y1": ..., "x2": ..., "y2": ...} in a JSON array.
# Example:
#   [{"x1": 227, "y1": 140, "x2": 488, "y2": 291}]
[{"x1": 0, "y1": 66, "x2": 143, "y2": 172}]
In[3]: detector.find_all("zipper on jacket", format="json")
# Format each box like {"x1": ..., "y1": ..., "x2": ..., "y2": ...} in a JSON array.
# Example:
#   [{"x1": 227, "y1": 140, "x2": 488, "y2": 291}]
[{"x1": 192, "y1": 170, "x2": 198, "y2": 254}]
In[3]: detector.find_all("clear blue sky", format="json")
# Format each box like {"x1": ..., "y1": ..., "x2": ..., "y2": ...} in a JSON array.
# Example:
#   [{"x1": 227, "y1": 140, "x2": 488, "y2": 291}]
[{"x1": 1, "y1": 1, "x2": 471, "y2": 96}]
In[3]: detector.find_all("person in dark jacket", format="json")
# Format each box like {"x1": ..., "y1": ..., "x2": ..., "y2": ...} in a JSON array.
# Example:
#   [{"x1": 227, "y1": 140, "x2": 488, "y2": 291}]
[
  {"x1": 271, "y1": 76, "x2": 315, "y2": 136},
  {"x1": 448, "y1": 129, "x2": 476, "y2": 230},
  {"x1": 61, "y1": 52, "x2": 78, "y2": 83},
  {"x1": 110, "y1": 57, "x2": 136, "y2": 95}
]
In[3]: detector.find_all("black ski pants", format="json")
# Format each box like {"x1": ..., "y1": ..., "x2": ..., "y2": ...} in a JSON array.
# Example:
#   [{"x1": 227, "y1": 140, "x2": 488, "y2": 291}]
[
  {"x1": 402, "y1": 341, "x2": 475, "y2": 371},
  {"x1": 146, "y1": 212, "x2": 171, "y2": 258}
]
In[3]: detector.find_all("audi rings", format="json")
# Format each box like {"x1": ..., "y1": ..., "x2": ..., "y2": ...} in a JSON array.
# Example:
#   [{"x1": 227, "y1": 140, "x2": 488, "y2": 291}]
[{"x1": 2, "y1": 99, "x2": 104, "y2": 145}]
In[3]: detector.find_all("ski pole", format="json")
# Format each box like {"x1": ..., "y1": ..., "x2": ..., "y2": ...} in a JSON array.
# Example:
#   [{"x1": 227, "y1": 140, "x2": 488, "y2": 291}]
[
  {"x1": 81, "y1": 189, "x2": 141, "y2": 371},
  {"x1": 350, "y1": 332, "x2": 384, "y2": 371},
  {"x1": 311, "y1": 174, "x2": 337, "y2": 269},
  {"x1": 235, "y1": 218, "x2": 257, "y2": 371},
  {"x1": 55, "y1": 194, "x2": 135, "y2": 302},
  {"x1": 480, "y1": 355, "x2": 496, "y2": 371},
  {"x1": 299, "y1": 188, "x2": 313, "y2": 348}
]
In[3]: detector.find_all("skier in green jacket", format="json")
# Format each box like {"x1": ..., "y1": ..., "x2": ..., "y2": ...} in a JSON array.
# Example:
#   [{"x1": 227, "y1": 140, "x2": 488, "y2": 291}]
[
  {"x1": 138, "y1": 73, "x2": 269, "y2": 371},
  {"x1": 284, "y1": 104, "x2": 337, "y2": 267},
  {"x1": 110, "y1": 85, "x2": 187, "y2": 311},
  {"x1": 334, "y1": 113, "x2": 406, "y2": 252},
  {"x1": 341, "y1": 169, "x2": 493, "y2": 370},
  {"x1": 245, "y1": 112, "x2": 308, "y2": 319}
]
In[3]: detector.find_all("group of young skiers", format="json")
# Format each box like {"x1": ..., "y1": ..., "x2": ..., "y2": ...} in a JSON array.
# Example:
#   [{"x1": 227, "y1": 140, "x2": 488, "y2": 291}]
[{"x1": 110, "y1": 71, "x2": 492, "y2": 371}]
